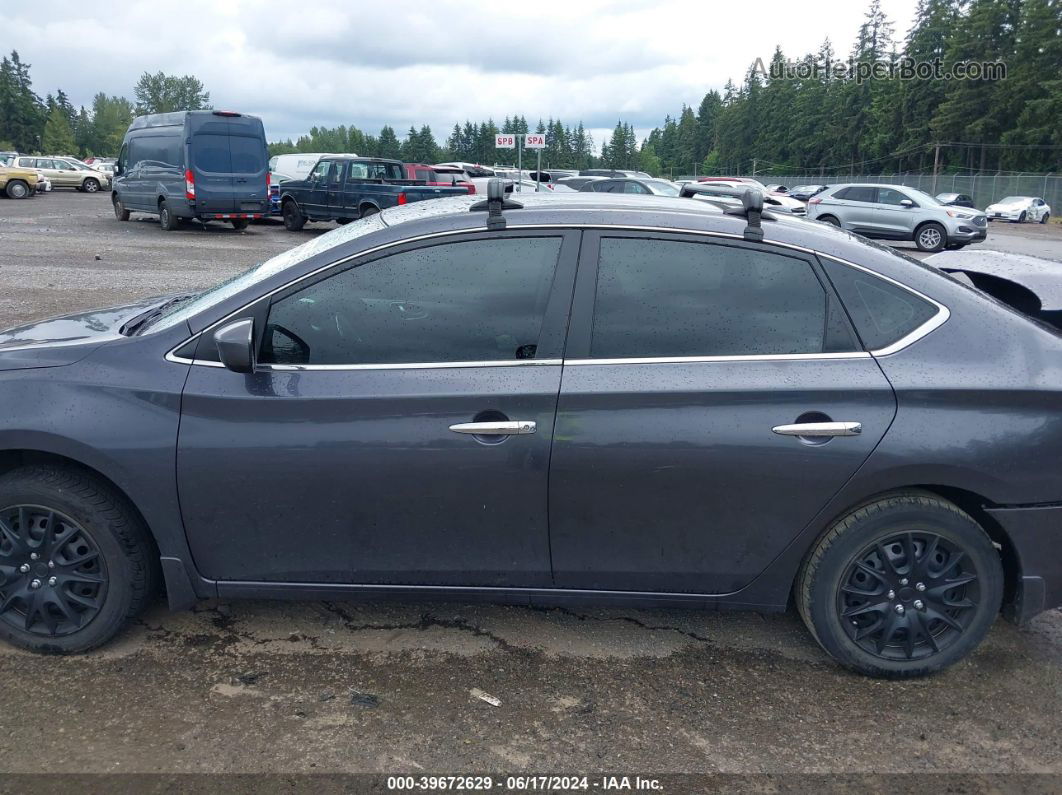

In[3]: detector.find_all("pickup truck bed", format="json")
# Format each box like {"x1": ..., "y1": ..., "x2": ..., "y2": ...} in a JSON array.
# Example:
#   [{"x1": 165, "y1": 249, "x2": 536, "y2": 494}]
[{"x1": 279, "y1": 156, "x2": 466, "y2": 230}]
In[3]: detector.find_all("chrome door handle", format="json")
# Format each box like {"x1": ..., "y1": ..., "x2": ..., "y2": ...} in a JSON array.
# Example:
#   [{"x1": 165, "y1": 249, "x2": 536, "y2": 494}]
[
  {"x1": 449, "y1": 420, "x2": 537, "y2": 436},
  {"x1": 772, "y1": 421, "x2": 862, "y2": 437}
]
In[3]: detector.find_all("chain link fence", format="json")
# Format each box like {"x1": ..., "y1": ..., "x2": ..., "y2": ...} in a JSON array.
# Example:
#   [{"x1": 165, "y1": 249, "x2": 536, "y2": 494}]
[{"x1": 676, "y1": 173, "x2": 1060, "y2": 213}]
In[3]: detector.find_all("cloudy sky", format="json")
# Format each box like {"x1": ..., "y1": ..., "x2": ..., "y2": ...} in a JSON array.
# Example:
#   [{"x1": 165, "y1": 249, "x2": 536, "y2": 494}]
[{"x1": 5, "y1": 0, "x2": 919, "y2": 151}]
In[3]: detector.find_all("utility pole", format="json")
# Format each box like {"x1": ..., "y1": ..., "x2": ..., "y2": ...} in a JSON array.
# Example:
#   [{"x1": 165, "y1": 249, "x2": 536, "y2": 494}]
[
  {"x1": 751, "y1": 158, "x2": 758, "y2": 177},
  {"x1": 931, "y1": 143, "x2": 941, "y2": 195}
]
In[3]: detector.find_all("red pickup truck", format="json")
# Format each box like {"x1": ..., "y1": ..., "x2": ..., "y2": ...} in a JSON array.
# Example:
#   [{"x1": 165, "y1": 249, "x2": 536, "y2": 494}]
[{"x1": 405, "y1": 163, "x2": 475, "y2": 194}]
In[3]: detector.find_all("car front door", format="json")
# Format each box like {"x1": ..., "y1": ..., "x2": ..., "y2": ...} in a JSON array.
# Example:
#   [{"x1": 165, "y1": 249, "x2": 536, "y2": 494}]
[
  {"x1": 303, "y1": 159, "x2": 332, "y2": 217},
  {"x1": 548, "y1": 231, "x2": 897, "y2": 594},
  {"x1": 177, "y1": 230, "x2": 580, "y2": 587},
  {"x1": 873, "y1": 187, "x2": 918, "y2": 238},
  {"x1": 327, "y1": 160, "x2": 347, "y2": 219}
]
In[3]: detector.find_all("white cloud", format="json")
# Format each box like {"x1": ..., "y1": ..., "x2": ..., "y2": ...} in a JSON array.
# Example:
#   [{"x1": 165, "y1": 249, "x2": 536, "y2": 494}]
[{"x1": 6, "y1": 0, "x2": 919, "y2": 149}]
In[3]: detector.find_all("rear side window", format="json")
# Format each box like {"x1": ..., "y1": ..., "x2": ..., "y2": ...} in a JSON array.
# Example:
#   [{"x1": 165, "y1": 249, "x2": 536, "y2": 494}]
[
  {"x1": 260, "y1": 237, "x2": 562, "y2": 366},
  {"x1": 134, "y1": 134, "x2": 181, "y2": 168},
  {"x1": 590, "y1": 238, "x2": 853, "y2": 359},
  {"x1": 837, "y1": 186, "x2": 876, "y2": 202},
  {"x1": 821, "y1": 257, "x2": 938, "y2": 350}
]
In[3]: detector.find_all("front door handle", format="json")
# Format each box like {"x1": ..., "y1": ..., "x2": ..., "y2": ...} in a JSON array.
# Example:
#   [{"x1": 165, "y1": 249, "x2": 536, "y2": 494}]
[
  {"x1": 449, "y1": 421, "x2": 537, "y2": 436},
  {"x1": 772, "y1": 421, "x2": 862, "y2": 437}
]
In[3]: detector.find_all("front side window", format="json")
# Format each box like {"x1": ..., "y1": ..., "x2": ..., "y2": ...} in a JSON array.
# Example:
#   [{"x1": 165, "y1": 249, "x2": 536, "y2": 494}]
[
  {"x1": 310, "y1": 160, "x2": 332, "y2": 181},
  {"x1": 877, "y1": 188, "x2": 910, "y2": 206},
  {"x1": 590, "y1": 238, "x2": 851, "y2": 359},
  {"x1": 623, "y1": 181, "x2": 648, "y2": 194},
  {"x1": 260, "y1": 237, "x2": 562, "y2": 366}
]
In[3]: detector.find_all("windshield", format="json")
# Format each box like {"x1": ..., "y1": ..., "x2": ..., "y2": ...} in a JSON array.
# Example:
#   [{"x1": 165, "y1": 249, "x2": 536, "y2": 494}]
[
  {"x1": 645, "y1": 179, "x2": 680, "y2": 196},
  {"x1": 998, "y1": 196, "x2": 1027, "y2": 203},
  {"x1": 149, "y1": 214, "x2": 389, "y2": 332}
]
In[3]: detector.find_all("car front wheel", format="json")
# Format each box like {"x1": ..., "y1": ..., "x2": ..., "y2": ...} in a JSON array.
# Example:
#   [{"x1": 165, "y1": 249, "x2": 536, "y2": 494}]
[
  {"x1": 0, "y1": 465, "x2": 158, "y2": 653},
  {"x1": 82, "y1": 178, "x2": 100, "y2": 193},
  {"x1": 282, "y1": 200, "x2": 305, "y2": 231},
  {"x1": 1014, "y1": 211, "x2": 1027, "y2": 224},
  {"x1": 914, "y1": 222, "x2": 946, "y2": 252},
  {"x1": 797, "y1": 492, "x2": 1003, "y2": 678}
]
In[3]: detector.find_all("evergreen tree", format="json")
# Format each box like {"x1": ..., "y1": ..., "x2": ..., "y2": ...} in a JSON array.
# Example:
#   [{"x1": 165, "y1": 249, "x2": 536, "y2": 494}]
[
  {"x1": 42, "y1": 104, "x2": 76, "y2": 154},
  {"x1": 377, "y1": 125, "x2": 402, "y2": 159}
]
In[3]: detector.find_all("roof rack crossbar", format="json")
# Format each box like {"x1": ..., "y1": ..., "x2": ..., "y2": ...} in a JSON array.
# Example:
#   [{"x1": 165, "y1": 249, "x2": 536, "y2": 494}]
[{"x1": 678, "y1": 183, "x2": 766, "y2": 240}]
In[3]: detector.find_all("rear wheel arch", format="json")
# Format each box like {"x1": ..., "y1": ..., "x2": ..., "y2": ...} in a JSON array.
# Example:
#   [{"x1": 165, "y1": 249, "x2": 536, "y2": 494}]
[{"x1": 795, "y1": 485, "x2": 1018, "y2": 618}]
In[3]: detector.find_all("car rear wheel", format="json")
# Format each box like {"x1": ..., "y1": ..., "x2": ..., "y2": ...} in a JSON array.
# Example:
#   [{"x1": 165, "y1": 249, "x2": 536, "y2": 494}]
[
  {"x1": 113, "y1": 196, "x2": 130, "y2": 221},
  {"x1": 797, "y1": 492, "x2": 1003, "y2": 678},
  {"x1": 5, "y1": 180, "x2": 29, "y2": 199},
  {"x1": 914, "y1": 223, "x2": 946, "y2": 252},
  {"x1": 231, "y1": 219, "x2": 249, "y2": 231},
  {"x1": 359, "y1": 205, "x2": 379, "y2": 218},
  {"x1": 0, "y1": 465, "x2": 159, "y2": 654},
  {"x1": 282, "y1": 200, "x2": 305, "y2": 231},
  {"x1": 818, "y1": 215, "x2": 840, "y2": 226},
  {"x1": 158, "y1": 200, "x2": 179, "y2": 231},
  {"x1": 82, "y1": 178, "x2": 100, "y2": 193},
  {"x1": 1041, "y1": 213, "x2": 1050, "y2": 225}
]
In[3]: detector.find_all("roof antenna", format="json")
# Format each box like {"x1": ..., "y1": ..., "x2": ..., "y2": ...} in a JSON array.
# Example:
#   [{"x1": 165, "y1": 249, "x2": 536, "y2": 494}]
[
  {"x1": 742, "y1": 188, "x2": 764, "y2": 242},
  {"x1": 470, "y1": 178, "x2": 522, "y2": 229}
]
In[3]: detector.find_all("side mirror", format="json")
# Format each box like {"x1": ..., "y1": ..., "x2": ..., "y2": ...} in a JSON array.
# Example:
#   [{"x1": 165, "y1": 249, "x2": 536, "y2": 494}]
[
  {"x1": 899, "y1": 199, "x2": 915, "y2": 208},
  {"x1": 214, "y1": 318, "x2": 255, "y2": 373}
]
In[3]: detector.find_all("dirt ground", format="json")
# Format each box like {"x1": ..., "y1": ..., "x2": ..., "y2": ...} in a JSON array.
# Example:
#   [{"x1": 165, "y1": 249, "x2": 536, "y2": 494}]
[{"x1": 0, "y1": 191, "x2": 1060, "y2": 787}]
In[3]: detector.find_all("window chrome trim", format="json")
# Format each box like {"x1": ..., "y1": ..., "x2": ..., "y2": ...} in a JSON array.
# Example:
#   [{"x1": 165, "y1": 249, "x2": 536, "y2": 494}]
[
  {"x1": 565, "y1": 352, "x2": 872, "y2": 366},
  {"x1": 164, "y1": 221, "x2": 949, "y2": 369},
  {"x1": 259, "y1": 359, "x2": 562, "y2": 372}
]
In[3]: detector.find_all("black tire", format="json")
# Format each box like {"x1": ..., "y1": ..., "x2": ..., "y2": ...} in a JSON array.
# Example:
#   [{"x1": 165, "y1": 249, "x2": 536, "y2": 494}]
[
  {"x1": 796, "y1": 492, "x2": 1003, "y2": 678},
  {"x1": 158, "y1": 200, "x2": 179, "y2": 231},
  {"x1": 82, "y1": 178, "x2": 100, "y2": 193},
  {"x1": 0, "y1": 464, "x2": 159, "y2": 654},
  {"x1": 336, "y1": 218, "x2": 351, "y2": 225},
  {"x1": 818, "y1": 215, "x2": 841, "y2": 226},
  {"x1": 113, "y1": 196, "x2": 130, "y2": 221},
  {"x1": 282, "y1": 199, "x2": 305, "y2": 231},
  {"x1": 914, "y1": 222, "x2": 947, "y2": 252},
  {"x1": 1013, "y1": 211, "x2": 1027, "y2": 224},
  {"x1": 1041, "y1": 213, "x2": 1049, "y2": 225},
  {"x1": 231, "y1": 218, "x2": 249, "y2": 231},
  {"x1": 5, "y1": 180, "x2": 29, "y2": 199},
  {"x1": 359, "y1": 205, "x2": 379, "y2": 218}
]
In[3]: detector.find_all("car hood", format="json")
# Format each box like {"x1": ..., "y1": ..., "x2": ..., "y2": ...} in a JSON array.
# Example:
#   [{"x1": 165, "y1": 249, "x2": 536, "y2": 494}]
[
  {"x1": 0, "y1": 295, "x2": 174, "y2": 371},
  {"x1": 986, "y1": 201, "x2": 1028, "y2": 211}
]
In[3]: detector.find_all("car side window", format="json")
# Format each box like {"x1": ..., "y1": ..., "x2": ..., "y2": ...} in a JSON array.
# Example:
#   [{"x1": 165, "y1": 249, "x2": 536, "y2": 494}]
[
  {"x1": 844, "y1": 187, "x2": 877, "y2": 203},
  {"x1": 877, "y1": 188, "x2": 909, "y2": 206},
  {"x1": 311, "y1": 160, "x2": 332, "y2": 181},
  {"x1": 589, "y1": 237, "x2": 856, "y2": 359},
  {"x1": 260, "y1": 237, "x2": 563, "y2": 366},
  {"x1": 329, "y1": 162, "x2": 343, "y2": 186},
  {"x1": 623, "y1": 182, "x2": 648, "y2": 194},
  {"x1": 820, "y1": 257, "x2": 939, "y2": 350}
]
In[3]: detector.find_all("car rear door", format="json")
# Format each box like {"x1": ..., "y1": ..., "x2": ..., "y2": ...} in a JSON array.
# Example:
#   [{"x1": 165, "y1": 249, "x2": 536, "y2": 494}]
[
  {"x1": 548, "y1": 231, "x2": 896, "y2": 594},
  {"x1": 177, "y1": 230, "x2": 580, "y2": 587}
]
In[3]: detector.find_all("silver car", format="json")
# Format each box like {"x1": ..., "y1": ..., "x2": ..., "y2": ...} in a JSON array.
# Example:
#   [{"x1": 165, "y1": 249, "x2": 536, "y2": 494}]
[{"x1": 806, "y1": 184, "x2": 988, "y2": 252}]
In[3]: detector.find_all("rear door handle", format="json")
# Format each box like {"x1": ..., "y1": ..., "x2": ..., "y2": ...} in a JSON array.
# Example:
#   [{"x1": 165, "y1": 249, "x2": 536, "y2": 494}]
[
  {"x1": 772, "y1": 421, "x2": 862, "y2": 437},
  {"x1": 449, "y1": 421, "x2": 537, "y2": 436}
]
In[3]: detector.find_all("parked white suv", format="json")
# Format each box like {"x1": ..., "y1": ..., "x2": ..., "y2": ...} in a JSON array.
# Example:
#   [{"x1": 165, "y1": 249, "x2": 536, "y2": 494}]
[{"x1": 806, "y1": 183, "x2": 988, "y2": 252}]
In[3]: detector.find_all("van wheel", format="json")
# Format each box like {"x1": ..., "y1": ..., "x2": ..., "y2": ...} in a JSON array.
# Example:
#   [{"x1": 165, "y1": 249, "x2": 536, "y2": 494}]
[
  {"x1": 914, "y1": 222, "x2": 946, "y2": 252},
  {"x1": 231, "y1": 219, "x2": 249, "y2": 231},
  {"x1": 82, "y1": 178, "x2": 100, "y2": 193},
  {"x1": 282, "y1": 200, "x2": 305, "y2": 231},
  {"x1": 5, "y1": 180, "x2": 29, "y2": 199},
  {"x1": 797, "y1": 492, "x2": 1003, "y2": 678},
  {"x1": 158, "y1": 201, "x2": 179, "y2": 231},
  {"x1": 113, "y1": 196, "x2": 130, "y2": 221},
  {"x1": 0, "y1": 464, "x2": 159, "y2": 654}
]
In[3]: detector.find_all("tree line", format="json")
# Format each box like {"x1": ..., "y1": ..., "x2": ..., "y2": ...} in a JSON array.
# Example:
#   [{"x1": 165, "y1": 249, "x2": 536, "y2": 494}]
[{"x1": 2, "y1": 0, "x2": 1058, "y2": 176}]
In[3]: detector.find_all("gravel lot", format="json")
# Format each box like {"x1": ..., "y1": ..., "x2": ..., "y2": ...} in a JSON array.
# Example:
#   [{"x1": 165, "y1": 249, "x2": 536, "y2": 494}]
[{"x1": 0, "y1": 191, "x2": 1060, "y2": 784}]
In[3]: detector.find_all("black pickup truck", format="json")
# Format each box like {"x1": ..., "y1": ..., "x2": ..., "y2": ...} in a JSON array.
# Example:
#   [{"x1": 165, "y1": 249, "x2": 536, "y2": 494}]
[{"x1": 278, "y1": 155, "x2": 466, "y2": 230}]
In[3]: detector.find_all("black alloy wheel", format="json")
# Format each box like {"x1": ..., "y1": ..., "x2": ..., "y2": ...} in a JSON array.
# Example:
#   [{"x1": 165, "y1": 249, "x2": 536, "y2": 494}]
[
  {"x1": 0, "y1": 505, "x2": 107, "y2": 637},
  {"x1": 837, "y1": 530, "x2": 978, "y2": 662}
]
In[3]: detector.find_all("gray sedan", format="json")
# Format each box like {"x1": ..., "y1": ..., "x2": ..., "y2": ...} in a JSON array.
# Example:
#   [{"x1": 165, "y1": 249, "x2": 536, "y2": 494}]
[{"x1": 0, "y1": 186, "x2": 1058, "y2": 679}]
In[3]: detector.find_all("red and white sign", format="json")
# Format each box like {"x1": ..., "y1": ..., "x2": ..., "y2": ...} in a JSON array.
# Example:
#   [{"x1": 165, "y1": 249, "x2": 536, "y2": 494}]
[
  {"x1": 524, "y1": 133, "x2": 546, "y2": 149},
  {"x1": 495, "y1": 134, "x2": 516, "y2": 149}
]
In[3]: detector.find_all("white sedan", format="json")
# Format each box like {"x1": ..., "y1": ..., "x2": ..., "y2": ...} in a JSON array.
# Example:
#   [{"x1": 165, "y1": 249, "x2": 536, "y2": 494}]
[{"x1": 984, "y1": 196, "x2": 1051, "y2": 223}]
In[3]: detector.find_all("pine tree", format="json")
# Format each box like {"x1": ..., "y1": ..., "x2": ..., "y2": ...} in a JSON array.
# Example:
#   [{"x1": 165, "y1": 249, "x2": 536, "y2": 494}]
[
  {"x1": 377, "y1": 125, "x2": 401, "y2": 159},
  {"x1": 42, "y1": 104, "x2": 76, "y2": 154}
]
